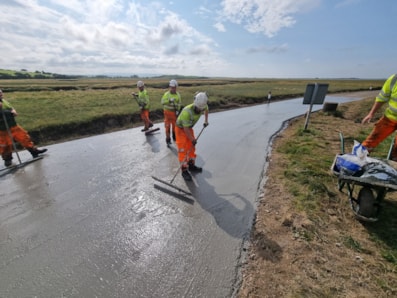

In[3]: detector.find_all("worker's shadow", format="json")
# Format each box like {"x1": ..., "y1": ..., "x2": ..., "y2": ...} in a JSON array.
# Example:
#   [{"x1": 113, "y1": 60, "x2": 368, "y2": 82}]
[
  {"x1": 185, "y1": 169, "x2": 254, "y2": 239},
  {"x1": 166, "y1": 144, "x2": 178, "y2": 156},
  {"x1": 144, "y1": 134, "x2": 161, "y2": 153}
]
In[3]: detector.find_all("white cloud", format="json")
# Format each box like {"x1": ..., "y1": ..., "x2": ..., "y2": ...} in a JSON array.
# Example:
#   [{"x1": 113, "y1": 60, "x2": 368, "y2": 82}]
[
  {"x1": 0, "y1": 0, "x2": 225, "y2": 76},
  {"x1": 196, "y1": 5, "x2": 212, "y2": 18},
  {"x1": 214, "y1": 22, "x2": 226, "y2": 32},
  {"x1": 2, "y1": 0, "x2": 381, "y2": 79},
  {"x1": 218, "y1": 0, "x2": 320, "y2": 37},
  {"x1": 246, "y1": 44, "x2": 288, "y2": 54}
]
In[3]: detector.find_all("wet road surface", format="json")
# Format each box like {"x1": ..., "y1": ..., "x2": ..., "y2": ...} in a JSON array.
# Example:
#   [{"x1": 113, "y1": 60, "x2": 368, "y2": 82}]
[{"x1": 0, "y1": 93, "x2": 374, "y2": 297}]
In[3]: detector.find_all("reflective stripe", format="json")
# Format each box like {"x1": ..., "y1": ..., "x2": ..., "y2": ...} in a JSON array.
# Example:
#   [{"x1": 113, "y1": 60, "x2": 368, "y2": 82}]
[
  {"x1": 390, "y1": 74, "x2": 397, "y2": 91},
  {"x1": 163, "y1": 104, "x2": 177, "y2": 110},
  {"x1": 389, "y1": 105, "x2": 397, "y2": 113},
  {"x1": 377, "y1": 90, "x2": 388, "y2": 101}
]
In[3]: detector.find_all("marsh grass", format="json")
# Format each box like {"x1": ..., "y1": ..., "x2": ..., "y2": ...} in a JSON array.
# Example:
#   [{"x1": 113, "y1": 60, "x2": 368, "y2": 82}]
[{"x1": 0, "y1": 77, "x2": 384, "y2": 145}]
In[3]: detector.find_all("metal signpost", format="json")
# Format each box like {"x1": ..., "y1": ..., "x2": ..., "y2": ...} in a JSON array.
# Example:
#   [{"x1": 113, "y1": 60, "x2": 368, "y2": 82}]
[{"x1": 302, "y1": 83, "x2": 329, "y2": 130}]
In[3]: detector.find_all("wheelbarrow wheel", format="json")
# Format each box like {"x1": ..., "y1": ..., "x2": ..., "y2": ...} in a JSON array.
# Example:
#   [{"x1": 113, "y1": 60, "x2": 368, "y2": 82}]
[{"x1": 356, "y1": 187, "x2": 377, "y2": 219}]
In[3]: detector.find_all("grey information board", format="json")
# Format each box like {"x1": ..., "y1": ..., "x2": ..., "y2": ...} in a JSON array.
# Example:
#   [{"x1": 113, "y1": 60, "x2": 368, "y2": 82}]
[
  {"x1": 303, "y1": 83, "x2": 329, "y2": 130},
  {"x1": 302, "y1": 83, "x2": 329, "y2": 105}
]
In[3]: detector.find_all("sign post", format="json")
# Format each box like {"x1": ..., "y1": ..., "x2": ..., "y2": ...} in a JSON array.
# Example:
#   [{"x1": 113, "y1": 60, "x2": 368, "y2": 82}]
[{"x1": 302, "y1": 83, "x2": 329, "y2": 130}]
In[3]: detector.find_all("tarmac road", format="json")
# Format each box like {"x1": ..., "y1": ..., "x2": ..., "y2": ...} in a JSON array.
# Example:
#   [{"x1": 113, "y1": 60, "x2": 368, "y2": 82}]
[{"x1": 0, "y1": 92, "x2": 375, "y2": 297}]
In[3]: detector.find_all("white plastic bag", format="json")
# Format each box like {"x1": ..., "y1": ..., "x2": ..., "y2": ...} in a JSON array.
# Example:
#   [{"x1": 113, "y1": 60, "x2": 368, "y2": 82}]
[
  {"x1": 352, "y1": 140, "x2": 369, "y2": 160},
  {"x1": 335, "y1": 154, "x2": 365, "y2": 175}
]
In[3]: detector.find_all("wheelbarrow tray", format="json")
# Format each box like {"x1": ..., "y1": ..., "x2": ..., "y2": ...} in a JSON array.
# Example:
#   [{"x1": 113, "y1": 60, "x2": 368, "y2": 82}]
[{"x1": 338, "y1": 173, "x2": 397, "y2": 191}]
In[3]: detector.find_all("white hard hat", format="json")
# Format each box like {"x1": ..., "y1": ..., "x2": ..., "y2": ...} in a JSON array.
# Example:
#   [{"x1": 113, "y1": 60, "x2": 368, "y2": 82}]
[
  {"x1": 169, "y1": 79, "x2": 178, "y2": 87},
  {"x1": 193, "y1": 92, "x2": 208, "y2": 110},
  {"x1": 137, "y1": 81, "x2": 144, "y2": 87}
]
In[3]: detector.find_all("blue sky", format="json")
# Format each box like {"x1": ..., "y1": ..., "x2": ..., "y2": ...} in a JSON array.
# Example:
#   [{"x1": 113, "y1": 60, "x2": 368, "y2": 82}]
[{"x1": 0, "y1": 0, "x2": 395, "y2": 79}]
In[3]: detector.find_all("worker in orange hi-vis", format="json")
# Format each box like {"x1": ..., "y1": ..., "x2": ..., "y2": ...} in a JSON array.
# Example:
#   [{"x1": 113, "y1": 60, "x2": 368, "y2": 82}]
[
  {"x1": 0, "y1": 89, "x2": 47, "y2": 167},
  {"x1": 175, "y1": 92, "x2": 209, "y2": 181},
  {"x1": 132, "y1": 80, "x2": 153, "y2": 132},
  {"x1": 161, "y1": 79, "x2": 182, "y2": 145},
  {"x1": 362, "y1": 74, "x2": 397, "y2": 160}
]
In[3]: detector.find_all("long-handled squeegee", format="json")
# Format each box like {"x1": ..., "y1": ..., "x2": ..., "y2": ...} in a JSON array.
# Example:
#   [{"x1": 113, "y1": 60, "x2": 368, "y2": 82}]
[{"x1": 152, "y1": 126, "x2": 206, "y2": 196}]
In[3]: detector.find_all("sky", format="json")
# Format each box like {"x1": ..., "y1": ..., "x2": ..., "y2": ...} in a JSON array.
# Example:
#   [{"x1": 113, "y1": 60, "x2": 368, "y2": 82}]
[{"x1": 0, "y1": 0, "x2": 396, "y2": 79}]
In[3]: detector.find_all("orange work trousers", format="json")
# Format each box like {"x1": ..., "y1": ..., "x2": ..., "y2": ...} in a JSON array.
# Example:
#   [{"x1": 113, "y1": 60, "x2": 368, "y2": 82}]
[
  {"x1": 175, "y1": 126, "x2": 196, "y2": 166},
  {"x1": 362, "y1": 116, "x2": 397, "y2": 159},
  {"x1": 140, "y1": 109, "x2": 152, "y2": 129},
  {"x1": 163, "y1": 109, "x2": 177, "y2": 139},
  {"x1": 0, "y1": 125, "x2": 34, "y2": 160}
]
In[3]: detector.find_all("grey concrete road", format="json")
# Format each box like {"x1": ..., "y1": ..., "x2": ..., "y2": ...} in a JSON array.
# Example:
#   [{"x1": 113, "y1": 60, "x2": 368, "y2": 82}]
[{"x1": 0, "y1": 93, "x2": 375, "y2": 297}]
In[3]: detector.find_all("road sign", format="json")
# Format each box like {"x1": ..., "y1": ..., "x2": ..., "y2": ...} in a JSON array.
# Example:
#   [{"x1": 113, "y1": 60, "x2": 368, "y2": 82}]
[
  {"x1": 303, "y1": 83, "x2": 329, "y2": 129},
  {"x1": 303, "y1": 83, "x2": 329, "y2": 105}
]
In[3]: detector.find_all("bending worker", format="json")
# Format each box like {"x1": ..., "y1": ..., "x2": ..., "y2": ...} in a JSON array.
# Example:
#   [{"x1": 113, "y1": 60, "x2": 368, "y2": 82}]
[
  {"x1": 0, "y1": 89, "x2": 47, "y2": 167},
  {"x1": 362, "y1": 74, "x2": 397, "y2": 160},
  {"x1": 161, "y1": 79, "x2": 181, "y2": 145},
  {"x1": 132, "y1": 80, "x2": 153, "y2": 132},
  {"x1": 175, "y1": 92, "x2": 209, "y2": 181}
]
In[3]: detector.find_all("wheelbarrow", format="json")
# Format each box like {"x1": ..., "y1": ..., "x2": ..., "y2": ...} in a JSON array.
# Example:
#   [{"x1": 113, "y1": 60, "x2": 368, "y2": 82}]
[{"x1": 331, "y1": 133, "x2": 397, "y2": 222}]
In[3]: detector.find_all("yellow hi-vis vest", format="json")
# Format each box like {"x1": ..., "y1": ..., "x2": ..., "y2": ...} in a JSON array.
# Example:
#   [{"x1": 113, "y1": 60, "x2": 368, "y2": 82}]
[
  {"x1": 161, "y1": 91, "x2": 181, "y2": 111},
  {"x1": 376, "y1": 74, "x2": 397, "y2": 121}
]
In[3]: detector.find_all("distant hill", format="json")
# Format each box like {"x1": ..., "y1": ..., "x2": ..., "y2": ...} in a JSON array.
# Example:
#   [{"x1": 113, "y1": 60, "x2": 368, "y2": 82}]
[
  {"x1": 0, "y1": 69, "x2": 83, "y2": 79},
  {"x1": 0, "y1": 69, "x2": 212, "y2": 80}
]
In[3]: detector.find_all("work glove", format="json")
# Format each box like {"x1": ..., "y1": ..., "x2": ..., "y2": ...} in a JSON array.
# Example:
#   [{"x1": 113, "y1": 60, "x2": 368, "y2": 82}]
[
  {"x1": 203, "y1": 122, "x2": 209, "y2": 127},
  {"x1": 175, "y1": 110, "x2": 179, "y2": 116},
  {"x1": 169, "y1": 98, "x2": 174, "y2": 103},
  {"x1": 192, "y1": 139, "x2": 197, "y2": 146}
]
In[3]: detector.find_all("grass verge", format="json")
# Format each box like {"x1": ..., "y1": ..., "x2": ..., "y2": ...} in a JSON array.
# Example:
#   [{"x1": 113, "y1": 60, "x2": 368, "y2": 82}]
[{"x1": 239, "y1": 96, "x2": 397, "y2": 297}]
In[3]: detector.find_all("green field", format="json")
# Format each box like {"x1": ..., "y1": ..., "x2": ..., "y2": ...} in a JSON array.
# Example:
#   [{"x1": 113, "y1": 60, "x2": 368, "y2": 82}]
[{"x1": 0, "y1": 77, "x2": 384, "y2": 144}]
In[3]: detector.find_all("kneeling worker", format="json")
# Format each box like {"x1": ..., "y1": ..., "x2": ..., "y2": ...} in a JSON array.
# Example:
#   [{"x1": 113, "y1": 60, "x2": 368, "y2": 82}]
[{"x1": 175, "y1": 92, "x2": 209, "y2": 181}]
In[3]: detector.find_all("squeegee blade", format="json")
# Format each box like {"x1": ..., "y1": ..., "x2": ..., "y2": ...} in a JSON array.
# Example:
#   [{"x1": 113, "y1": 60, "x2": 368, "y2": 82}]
[{"x1": 151, "y1": 176, "x2": 192, "y2": 196}]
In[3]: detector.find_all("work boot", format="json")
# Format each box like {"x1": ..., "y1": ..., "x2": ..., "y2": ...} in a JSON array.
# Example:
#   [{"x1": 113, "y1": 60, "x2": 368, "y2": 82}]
[
  {"x1": 141, "y1": 127, "x2": 148, "y2": 132},
  {"x1": 166, "y1": 137, "x2": 171, "y2": 145},
  {"x1": 181, "y1": 168, "x2": 192, "y2": 181},
  {"x1": 28, "y1": 147, "x2": 48, "y2": 158},
  {"x1": 149, "y1": 123, "x2": 154, "y2": 128},
  {"x1": 4, "y1": 159, "x2": 12, "y2": 167},
  {"x1": 188, "y1": 160, "x2": 202, "y2": 172}
]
